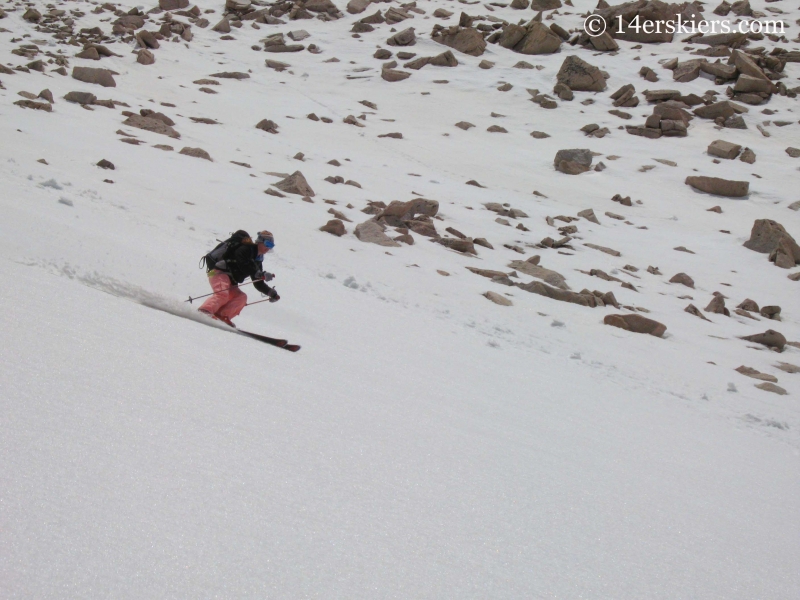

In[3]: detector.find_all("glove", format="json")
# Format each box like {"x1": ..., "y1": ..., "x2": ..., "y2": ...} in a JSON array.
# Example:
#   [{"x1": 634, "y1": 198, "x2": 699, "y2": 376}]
[
  {"x1": 267, "y1": 287, "x2": 280, "y2": 303},
  {"x1": 254, "y1": 270, "x2": 275, "y2": 282}
]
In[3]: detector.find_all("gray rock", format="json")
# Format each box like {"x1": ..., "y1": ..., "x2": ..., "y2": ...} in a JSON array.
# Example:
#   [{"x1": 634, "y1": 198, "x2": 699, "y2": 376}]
[
  {"x1": 122, "y1": 115, "x2": 180, "y2": 138},
  {"x1": 320, "y1": 219, "x2": 346, "y2": 236},
  {"x1": 670, "y1": 273, "x2": 695, "y2": 288},
  {"x1": 707, "y1": 140, "x2": 741, "y2": 159},
  {"x1": 740, "y1": 329, "x2": 786, "y2": 351},
  {"x1": 354, "y1": 220, "x2": 401, "y2": 246},
  {"x1": 556, "y1": 56, "x2": 606, "y2": 92},
  {"x1": 554, "y1": 148, "x2": 592, "y2": 174},
  {"x1": 72, "y1": 66, "x2": 116, "y2": 88},
  {"x1": 604, "y1": 314, "x2": 667, "y2": 337},
  {"x1": 179, "y1": 147, "x2": 212, "y2": 161},
  {"x1": 274, "y1": 171, "x2": 315, "y2": 196},
  {"x1": 685, "y1": 176, "x2": 749, "y2": 197}
]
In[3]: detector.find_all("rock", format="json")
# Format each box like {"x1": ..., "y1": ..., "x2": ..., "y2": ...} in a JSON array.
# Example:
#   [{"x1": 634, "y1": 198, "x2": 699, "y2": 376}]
[
  {"x1": 355, "y1": 220, "x2": 400, "y2": 247},
  {"x1": 775, "y1": 362, "x2": 800, "y2": 374},
  {"x1": 210, "y1": 72, "x2": 250, "y2": 79},
  {"x1": 96, "y1": 159, "x2": 115, "y2": 170},
  {"x1": 72, "y1": 67, "x2": 116, "y2": 88},
  {"x1": 743, "y1": 220, "x2": 800, "y2": 268},
  {"x1": 382, "y1": 68, "x2": 411, "y2": 82},
  {"x1": 604, "y1": 314, "x2": 666, "y2": 337},
  {"x1": 754, "y1": 382, "x2": 788, "y2": 395},
  {"x1": 484, "y1": 291, "x2": 513, "y2": 306},
  {"x1": 428, "y1": 51, "x2": 458, "y2": 67},
  {"x1": 734, "y1": 74, "x2": 774, "y2": 94},
  {"x1": 438, "y1": 238, "x2": 477, "y2": 255},
  {"x1": 347, "y1": 0, "x2": 371, "y2": 14},
  {"x1": 554, "y1": 149, "x2": 592, "y2": 175},
  {"x1": 685, "y1": 304, "x2": 711, "y2": 321},
  {"x1": 577, "y1": 208, "x2": 599, "y2": 224},
  {"x1": 179, "y1": 147, "x2": 212, "y2": 161},
  {"x1": 455, "y1": 122, "x2": 474, "y2": 130},
  {"x1": 256, "y1": 119, "x2": 279, "y2": 133},
  {"x1": 431, "y1": 26, "x2": 486, "y2": 57},
  {"x1": 705, "y1": 294, "x2": 729, "y2": 316},
  {"x1": 517, "y1": 280, "x2": 598, "y2": 307},
  {"x1": 514, "y1": 22, "x2": 562, "y2": 55},
  {"x1": 760, "y1": 306, "x2": 781, "y2": 320},
  {"x1": 693, "y1": 100, "x2": 737, "y2": 120},
  {"x1": 122, "y1": 115, "x2": 180, "y2": 138},
  {"x1": 707, "y1": 140, "x2": 741, "y2": 159},
  {"x1": 585, "y1": 243, "x2": 621, "y2": 257},
  {"x1": 738, "y1": 299, "x2": 759, "y2": 312},
  {"x1": 685, "y1": 176, "x2": 749, "y2": 198},
  {"x1": 739, "y1": 148, "x2": 756, "y2": 164},
  {"x1": 14, "y1": 100, "x2": 52, "y2": 112},
  {"x1": 787, "y1": 148, "x2": 800, "y2": 159},
  {"x1": 23, "y1": 8, "x2": 42, "y2": 22},
  {"x1": 160, "y1": 0, "x2": 189, "y2": 10},
  {"x1": 735, "y1": 366, "x2": 778, "y2": 382},
  {"x1": 740, "y1": 329, "x2": 786, "y2": 351},
  {"x1": 509, "y1": 260, "x2": 568, "y2": 290},
  {"x1": 387, "y1": 27, "x2": 415, "y2": 46},
  {"x1": 38, "y1": 90, "x2": 54, "y2": 104},
  {"x1": 670, "y1": 273, "x2": 695, "y2": 288},
  {"x1": 274, "y1": 171, "x2": 315, "y2": 196},
  {"x1": 137, "y1": 49, "x2": 155, "y2": 65},
  {"x1": 320, "y1": 219, "x2": 346, "y2": 236},
  {"x1": 379, "y1": 199, "x2": 439, "y2": 222},
  {"x1": 64, "y1": 91, "x2": 96, "y2": 105},
  {"x1": 556, "y1": 56, "x2": 606, "y2": 92},
  {"x1": 77, "y1": 47, "x2": 101, "y2": 61}
]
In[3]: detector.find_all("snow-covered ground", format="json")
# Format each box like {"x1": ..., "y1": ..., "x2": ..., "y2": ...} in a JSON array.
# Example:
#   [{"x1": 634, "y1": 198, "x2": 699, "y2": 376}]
[{"x1": 1, "y1": 0, "x2": 799, "y2": 596}]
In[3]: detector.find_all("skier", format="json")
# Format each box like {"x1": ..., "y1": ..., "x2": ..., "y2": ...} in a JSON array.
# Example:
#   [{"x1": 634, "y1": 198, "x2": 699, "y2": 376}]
[{"x1": 198, "y1": 230, "x2": 280, "y2": 327}]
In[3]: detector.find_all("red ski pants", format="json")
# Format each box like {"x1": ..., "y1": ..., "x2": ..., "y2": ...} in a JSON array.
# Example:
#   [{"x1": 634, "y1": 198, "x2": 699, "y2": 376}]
[{"x1": 199, "y1": 272, "x2": 247, "y2": 319}]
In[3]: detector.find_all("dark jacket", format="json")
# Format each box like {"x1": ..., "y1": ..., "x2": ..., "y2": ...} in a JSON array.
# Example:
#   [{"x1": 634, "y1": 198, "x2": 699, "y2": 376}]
[{"x1": 223, "y1": 243, "x2": 271, "y2": 294}]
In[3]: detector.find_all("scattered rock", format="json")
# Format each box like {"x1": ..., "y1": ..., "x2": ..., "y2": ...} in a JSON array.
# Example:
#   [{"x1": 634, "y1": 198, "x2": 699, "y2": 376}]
[
  {"x1": 556, "y1": 56, "x2": 607, "y2": 92},
  {"x1": 735, "y1": 366, "x2": 778, "y2": 382},
  {"x1": 670, "y1": 273, "x2": 695, "y2": 288},
  {"x1": 137, "y1": 49, "x2": 155, "y2": 65},
  {"x1": 707, "y1": 140, "x2": 741, "y2": 160},
  {"x1": 740, "y1": 329, "x2": 786, "y2": 351},
  {"x1": 754, "y1": 382, "x2": 788, "y2": 395},
  {"x1": 274, "y1": 171, "x2": 315, "y2": 196},
  {"x1": 122, "y1": 115, "x2": 180, "y2": 138},
  {"x1": 179, "y1": 147, "x2": 212, "y2": 161},
  {"x1": 320, "y1": 219, "x2": 346, "y2": 236},
  {"x1": 685, "y1": 304, "x2": 711, "y2": 321},
  {"x1": 355, "y1": 220, "x2": 401, "y2": 246},
  {"x1": 256, "y1": 118, "x2": 279, "y2": 133},
  {"x1": 604, "y1": 314, "x2": 667, "y2": 337},
  {"x1": 554, "y1": 149, "x2": 592, "y2": 175},
  {"x1": 96, "y1": 159, "x2": 115, "y2": 170},
  {"x1": 743, "y1": 219, "x2": 800, "y2": 269},
  {"x1": 685, "y1": 176, "x2": 749, "y2": 198},
  {"x1": 484, "y1": 291, "x2": 512, "y2": 306},
  {"x1": 72, "y1": 66, "x2": 116, "y2": 88}
]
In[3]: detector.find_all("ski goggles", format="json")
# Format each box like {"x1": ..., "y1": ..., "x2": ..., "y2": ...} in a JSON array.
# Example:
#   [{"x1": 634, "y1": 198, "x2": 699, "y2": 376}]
[{"x1": 256, "y1": 234, "x2": 275, "y2": 249}]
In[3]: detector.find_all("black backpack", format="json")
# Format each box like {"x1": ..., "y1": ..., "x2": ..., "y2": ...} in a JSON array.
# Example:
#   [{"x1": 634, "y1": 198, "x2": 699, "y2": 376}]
[{"x1": 199, "y1": 230, "x2": 251, "y2": 272}]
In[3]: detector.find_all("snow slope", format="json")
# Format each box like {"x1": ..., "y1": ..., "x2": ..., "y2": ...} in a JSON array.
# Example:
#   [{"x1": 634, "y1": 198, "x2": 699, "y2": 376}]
[{"x1": 1, "y1": 0, "x2": 799, "y2": 597}]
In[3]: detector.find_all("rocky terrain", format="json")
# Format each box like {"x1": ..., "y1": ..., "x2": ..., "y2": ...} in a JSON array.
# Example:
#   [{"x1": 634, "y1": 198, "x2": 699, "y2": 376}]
[{"x1": 2, "y1": 0, "x2": 799, "y2": 596}]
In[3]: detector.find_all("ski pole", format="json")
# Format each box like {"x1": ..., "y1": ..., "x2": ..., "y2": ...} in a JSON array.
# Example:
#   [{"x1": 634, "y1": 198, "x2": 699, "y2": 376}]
[
  {"x1": 246, "y1": 288, "x2": 279, "y2": 307},
  {"x1": 186, "y1": 280, "x2": 254, "y2": 303}
]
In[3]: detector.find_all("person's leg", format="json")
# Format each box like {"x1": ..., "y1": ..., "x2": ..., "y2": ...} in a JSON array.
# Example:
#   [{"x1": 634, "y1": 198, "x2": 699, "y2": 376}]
[
  {"x1": 217, "y1": 286, "x2": 248, "y2": 320},
  {"x1": 199, "y1": 273, "x2": 233, "y2": 315}
]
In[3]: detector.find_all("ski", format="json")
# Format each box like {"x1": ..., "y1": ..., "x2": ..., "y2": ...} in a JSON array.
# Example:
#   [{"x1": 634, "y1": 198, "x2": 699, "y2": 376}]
[{"x1": 237, "y1": 329, "x2": 301, "y2": 352}]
